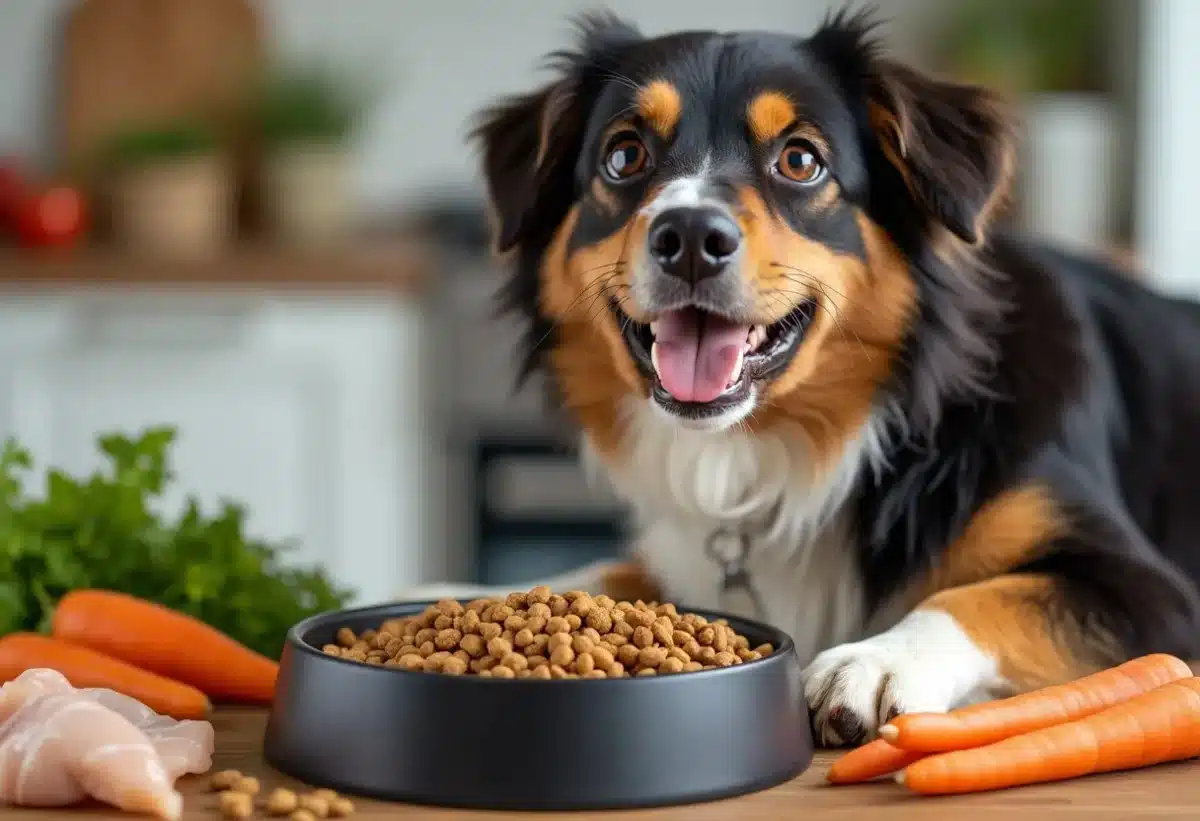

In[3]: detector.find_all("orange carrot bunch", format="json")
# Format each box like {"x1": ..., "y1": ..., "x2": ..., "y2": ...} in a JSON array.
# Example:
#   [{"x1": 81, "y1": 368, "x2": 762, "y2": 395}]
[
  {"x1": 0, "y1": 589, "x2": 281, "y2": 720},
  {"x1": 827, "y1": 653, "x2": 1198, "y2": 794}
]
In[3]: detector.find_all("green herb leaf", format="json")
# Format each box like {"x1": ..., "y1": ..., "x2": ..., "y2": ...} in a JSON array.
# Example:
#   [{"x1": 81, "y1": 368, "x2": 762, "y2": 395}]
[{"x1": 0, "y1": 427, "x2": 353, "y2": 657}]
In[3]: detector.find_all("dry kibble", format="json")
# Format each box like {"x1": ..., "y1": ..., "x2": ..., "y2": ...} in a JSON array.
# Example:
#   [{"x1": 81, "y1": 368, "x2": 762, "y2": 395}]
[
  {"x1": 632, "y1": 626, "x2": 654, "y2": 649},
  {"x1": 442, "y1": 656, "x2": 469, "y2": 675},
  {"x1": 503, "y1": 614, "x2": 526, "y2": 632},
  {"x1": 591, "y1": 645, "x2": 615, "y2": 671},
  {"x1": 501, "y1": 652, "x2": 529, "y2": 672},
  {"x1": 435, "y1": 628, "x2": 462, "y2": 650},
  {"x1": 713, "y1": 627, "x2": 731, "y2": 652},
  {"x1": 667, "y1": 646, "x2": 690, "y2": 665},
  {"x1": 220, "y1": 791, "x2": 254, "y2": 819},
  {"x1": 329, "y1": 592, "x2": 772, "y2": 678},
  {"x1": 638, "y1": 646, "x2": 668, "y2": 669},
  {"x1": 459, "y1": 633, "x2": 486, "y2": 658},
  {"x1": 232, "y1": 775, "x2": 260, "y2": 796},
  {"x1": 549, "y1": 644, "x2": 575, "y2": 667},
  {"x1": 489, "y1": 604, "x2": 515, "y2": 623},
  {"x1": 291, "y1": 811, "x2": 318, "y2": 821},
  {"x1": 299, "y1": 794, "x2": 330, "y2": 818},
  {"x1": 329, "y1": 797, "x2": 355, "y2": 817},
  {"x1": 210, "y1": 770, "x2": 242, "y2": 791},
  {"x1": 617, "y1": 643, "x2": 641, "y2": 667},
  {"x1": 266, "y1": 788, "x2": 299, "y2": 815},
  {"x1": 660, "y1": 657, "x2": 686, "y2": 674}
]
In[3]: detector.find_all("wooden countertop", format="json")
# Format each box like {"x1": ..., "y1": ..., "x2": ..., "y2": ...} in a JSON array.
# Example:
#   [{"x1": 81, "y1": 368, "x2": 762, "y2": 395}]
[
  {"x1": 0, "y1": 242, "x2": 432, "y2": 294},
  {"x1": 10, "y1": 707, "x2": 1200, "y2": 820}
]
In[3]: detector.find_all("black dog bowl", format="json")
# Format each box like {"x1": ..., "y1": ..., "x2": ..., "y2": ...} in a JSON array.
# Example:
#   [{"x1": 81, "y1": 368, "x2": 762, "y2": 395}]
[{"x1": 264, "y1": 601, "x2": 812, "y2": 810}]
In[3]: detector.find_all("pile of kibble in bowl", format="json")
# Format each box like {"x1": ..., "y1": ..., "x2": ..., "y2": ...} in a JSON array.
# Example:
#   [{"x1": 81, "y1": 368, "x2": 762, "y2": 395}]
[{"x1": 324, "y1": 587, "x2": 775, "y2": 678}]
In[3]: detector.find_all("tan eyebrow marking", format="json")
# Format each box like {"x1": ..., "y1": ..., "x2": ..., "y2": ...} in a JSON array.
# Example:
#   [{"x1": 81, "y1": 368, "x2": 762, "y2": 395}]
[
  {"x1": 636, "y1": 80, "x2": 682, "y2": 138},
  {"x1": 747, "y1": 91, "x2": 797, "y2": 143}
]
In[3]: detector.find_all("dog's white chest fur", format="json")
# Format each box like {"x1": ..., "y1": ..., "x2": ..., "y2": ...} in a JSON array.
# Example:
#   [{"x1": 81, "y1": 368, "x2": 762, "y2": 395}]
[{"x1": 589, "y1": 399, "x2": 890, "y2": 665}]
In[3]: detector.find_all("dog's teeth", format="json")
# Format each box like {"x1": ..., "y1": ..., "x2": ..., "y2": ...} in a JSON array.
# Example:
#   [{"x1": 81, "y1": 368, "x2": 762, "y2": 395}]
[
  {"x1": 728, "y1": 349, "x2": 744, "y2": 387},
  {"x1": 650, "y1": 321, "x2": 660, "y2": 338},
  {"x1": 747, "y1": 325, "x2": 767, "y2": 352},
  {"x1": 651, "y1": 341, "x2": 662, "y2": 377}
]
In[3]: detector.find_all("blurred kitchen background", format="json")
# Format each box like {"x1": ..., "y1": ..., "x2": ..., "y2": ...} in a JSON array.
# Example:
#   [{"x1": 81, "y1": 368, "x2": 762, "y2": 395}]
[{"x1": 0, "y1": 0, "x2": 1193, "y2": 607}]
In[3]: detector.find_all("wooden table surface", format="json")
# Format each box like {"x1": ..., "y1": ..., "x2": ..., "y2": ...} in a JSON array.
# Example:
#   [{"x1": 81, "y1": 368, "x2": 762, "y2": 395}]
[{"x1": 12, "y1": 707, "x2": 1200, "y2": 820}]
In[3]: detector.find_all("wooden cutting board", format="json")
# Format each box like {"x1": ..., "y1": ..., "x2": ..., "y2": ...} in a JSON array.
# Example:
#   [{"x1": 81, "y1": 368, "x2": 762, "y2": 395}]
[{"x1": 55, "y1": 0, "x2": 265, "y2": 177}]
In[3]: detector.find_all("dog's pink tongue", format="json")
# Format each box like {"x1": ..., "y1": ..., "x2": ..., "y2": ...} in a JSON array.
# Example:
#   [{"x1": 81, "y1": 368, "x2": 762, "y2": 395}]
[{"x1": 653, "y1": 308, "x2": 749, "y2": 403}]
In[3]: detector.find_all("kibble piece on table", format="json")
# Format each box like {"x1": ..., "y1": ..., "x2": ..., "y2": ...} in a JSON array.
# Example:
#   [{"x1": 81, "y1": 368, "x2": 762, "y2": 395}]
[
  {"x1": 298, "y1": 794, "x2": 330, "y2": 818},
  {"x1": 219, "y1": 790, "x2": 254, "y2": 819},
  {"x1": 232, "y1": 775, "x2": 260, "y2": 796},
  {"x1": 210, "y1": 770, "x2": 243, "y2": 791},
  {"x1": 327, "y1": 589, "x2": 774, "y2": 678},
  {"x1": 265, "y1": 787, "x2": 299, "y2": 815}
]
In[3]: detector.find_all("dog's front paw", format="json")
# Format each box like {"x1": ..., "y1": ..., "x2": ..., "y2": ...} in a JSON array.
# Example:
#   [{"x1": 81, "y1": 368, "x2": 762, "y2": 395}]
[{"x1": 801, "y1": 610, "x2": 1001, "y2": 746}]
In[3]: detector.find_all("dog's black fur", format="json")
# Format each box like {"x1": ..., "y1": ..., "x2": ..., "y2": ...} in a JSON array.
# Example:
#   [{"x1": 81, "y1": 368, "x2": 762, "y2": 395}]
[{"x1": 473, "y1": 7, "x2": 1200, "y2": 700}]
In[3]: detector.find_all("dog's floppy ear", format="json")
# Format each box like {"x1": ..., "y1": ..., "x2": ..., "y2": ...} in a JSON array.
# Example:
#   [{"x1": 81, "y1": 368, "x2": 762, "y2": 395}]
[
  {"x1": 866, "y1": 62, "x2": 1015, "y2": 245},
  {"x1": 472, "y1": 13, "x2": 642, "y2": 254},
  {"x1": 810, "y1": 10, "x2": 1015, "y2": 245}
]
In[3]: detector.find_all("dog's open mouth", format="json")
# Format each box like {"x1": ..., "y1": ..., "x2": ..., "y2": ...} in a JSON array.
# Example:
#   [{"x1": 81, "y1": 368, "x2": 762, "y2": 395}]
[{"x1": 613, "y1": 300, "x2": 816, "y2": 414}]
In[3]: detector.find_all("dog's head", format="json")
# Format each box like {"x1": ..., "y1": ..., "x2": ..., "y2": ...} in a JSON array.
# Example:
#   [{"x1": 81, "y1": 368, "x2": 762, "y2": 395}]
[{"x1": 474, "y1": 9, "x2": 1014, "y2": 459}]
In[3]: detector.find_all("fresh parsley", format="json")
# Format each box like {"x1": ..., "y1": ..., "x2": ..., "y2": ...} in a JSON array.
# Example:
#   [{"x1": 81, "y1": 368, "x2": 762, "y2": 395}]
[{"x1": 0, "y1": 427, "x2": 352, "y2": 658}]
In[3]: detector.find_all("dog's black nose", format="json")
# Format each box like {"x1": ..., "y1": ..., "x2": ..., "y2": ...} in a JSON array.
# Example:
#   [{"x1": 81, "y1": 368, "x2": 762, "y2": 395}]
[{"x1": 648, "y1": 206, "x2": 742, "y2": 283}]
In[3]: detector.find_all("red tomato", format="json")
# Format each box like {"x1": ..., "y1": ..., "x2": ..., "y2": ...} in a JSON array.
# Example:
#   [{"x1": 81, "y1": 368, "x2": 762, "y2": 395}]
[
  {"x1": 0, "y1": 160, "x2": 28, "y2": 234},
  {"x1": 16, "y1": 186, "x2": 87, "y2": 249}
]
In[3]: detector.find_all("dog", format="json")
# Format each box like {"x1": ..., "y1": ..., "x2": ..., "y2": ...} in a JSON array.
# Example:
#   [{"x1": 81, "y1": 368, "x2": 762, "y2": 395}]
[{"x1": 405, "y1": 8, "x2": 1200, "y2": 746}]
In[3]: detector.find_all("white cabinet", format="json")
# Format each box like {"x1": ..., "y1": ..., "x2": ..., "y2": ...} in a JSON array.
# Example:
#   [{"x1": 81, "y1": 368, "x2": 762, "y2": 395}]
[{"x1": 0, "y1": 288, "x2": 436, "y2": 607}]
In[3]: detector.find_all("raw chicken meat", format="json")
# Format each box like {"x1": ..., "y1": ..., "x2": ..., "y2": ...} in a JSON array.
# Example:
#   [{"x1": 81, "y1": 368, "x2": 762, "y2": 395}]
[{"x1": 0, "y1": 668, "x2": 215, "y2": 819}]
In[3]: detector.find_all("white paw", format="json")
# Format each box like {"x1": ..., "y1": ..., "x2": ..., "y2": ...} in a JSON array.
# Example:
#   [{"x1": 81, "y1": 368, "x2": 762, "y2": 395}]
[{"x1": 801, "y1": 610, "x2": 1002, "y2": 746}]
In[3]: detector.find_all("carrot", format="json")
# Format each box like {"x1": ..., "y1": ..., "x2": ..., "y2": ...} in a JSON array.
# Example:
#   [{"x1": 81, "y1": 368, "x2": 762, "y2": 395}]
[
  {"x1": 899, "y1": 676, "x2": 1200, "y2": 794},
  {"x1": 51, "y1": 589, "x2": 279, "y2": 704},
  {"x1": 826, "y1": 739, "x2": 927, "y2": 785},
  {"x1": 0, "y1": 632, "x2": 210, "y2": 720},
  {"x1": 879, "y1": 653, "x2": 1191, "y2": 753}
]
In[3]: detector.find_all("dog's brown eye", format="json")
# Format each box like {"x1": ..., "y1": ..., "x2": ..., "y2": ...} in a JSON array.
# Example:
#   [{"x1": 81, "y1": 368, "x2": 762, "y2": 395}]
[
  {"x1": 602, "y1": 135, "x2": 649, "y2": 181},
  {"x1": 776, "y1": 141, "x2": 825, "y2": 185}
]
